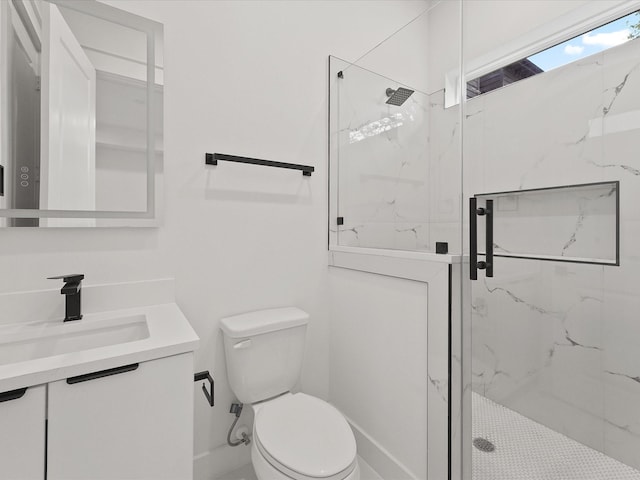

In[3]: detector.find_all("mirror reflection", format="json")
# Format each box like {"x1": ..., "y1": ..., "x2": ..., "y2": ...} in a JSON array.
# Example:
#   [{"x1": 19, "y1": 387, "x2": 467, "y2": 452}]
[{"x1": 0, "y1": 0, "x2": 163, "y2": 226}]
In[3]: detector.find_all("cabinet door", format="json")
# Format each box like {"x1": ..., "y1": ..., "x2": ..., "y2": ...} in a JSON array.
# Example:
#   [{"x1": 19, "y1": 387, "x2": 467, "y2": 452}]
[
  {"x1": 0, "y1": 384, "x2": 46, "y2": 480},
  {"x1": 47, "y1": 353, "x2": 194, "y2": 480}
]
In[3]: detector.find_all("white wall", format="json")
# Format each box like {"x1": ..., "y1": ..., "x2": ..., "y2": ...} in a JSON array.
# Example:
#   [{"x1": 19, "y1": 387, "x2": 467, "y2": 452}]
[
  {"x1": 427, "y1": 0, "x2": 460, "y2": 94},
  {"x1": 0, "y1": 1, "x2": 430, "y2": 477},
  {"x1": 463, "y1": 0, "x2": 592, "y2": 62},
  {"x1": 356, "y1": 3, "x2": 431, "y2": 93}
]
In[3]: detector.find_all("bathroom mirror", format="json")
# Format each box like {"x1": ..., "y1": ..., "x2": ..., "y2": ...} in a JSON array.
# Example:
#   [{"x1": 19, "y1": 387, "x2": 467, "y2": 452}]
[{"x1": 0, "y1": 0, "x2": 163, "y2": 226}]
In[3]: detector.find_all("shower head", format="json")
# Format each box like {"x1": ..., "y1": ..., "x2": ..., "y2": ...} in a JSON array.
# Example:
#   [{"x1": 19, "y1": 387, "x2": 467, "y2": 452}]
[{"x1": 385, "y1": 87, "x2": 414, "y2": 106}]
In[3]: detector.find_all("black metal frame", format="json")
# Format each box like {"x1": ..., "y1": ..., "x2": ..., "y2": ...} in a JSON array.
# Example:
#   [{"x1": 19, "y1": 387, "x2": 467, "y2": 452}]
[
  {"x1": 329, "y1": 56, "x2": 338, "y2": 248},
  {"x1": 474, "y1": 181, "x2": 620, "y2": 267},
  {"x1": 447, "y1": 265, "x2": 452, "y2": 480},
  {"x1": 206, "y1": 153, "x2": 314, "y2": 177},
  {"x1": 194, "y1": 370, "x2": 214, "y2": 407}
]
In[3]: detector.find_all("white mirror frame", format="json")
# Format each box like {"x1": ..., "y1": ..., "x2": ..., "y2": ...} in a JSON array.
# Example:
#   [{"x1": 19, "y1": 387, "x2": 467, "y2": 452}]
[{"x1": 0, "y1": 0, "x2": 163, "y2": 226}]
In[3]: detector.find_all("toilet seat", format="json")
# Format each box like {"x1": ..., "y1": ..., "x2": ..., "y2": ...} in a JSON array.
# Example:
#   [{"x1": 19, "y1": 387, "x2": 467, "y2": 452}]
[{"x1": 254, "y1": 393, "x2": 357, "y2": 480}]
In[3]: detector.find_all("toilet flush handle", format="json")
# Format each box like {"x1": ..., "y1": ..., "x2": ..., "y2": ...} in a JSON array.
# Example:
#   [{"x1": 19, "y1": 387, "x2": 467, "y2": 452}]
[{"x1": 233, "y1": 339, "x2": 252, "y2": 349}]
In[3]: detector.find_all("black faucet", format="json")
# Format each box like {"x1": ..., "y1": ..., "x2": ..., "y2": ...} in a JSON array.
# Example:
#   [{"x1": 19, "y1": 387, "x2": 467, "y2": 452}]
[{"x1": 48, "y1": 274, "x2": 84, "y2": 321}]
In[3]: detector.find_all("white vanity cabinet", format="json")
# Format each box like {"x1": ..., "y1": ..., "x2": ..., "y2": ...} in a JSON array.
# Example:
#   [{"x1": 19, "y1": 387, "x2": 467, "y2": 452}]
[
  {"x1": 0, "y1": 384, "x2": 46, "y2": 480},
  {"x1": 0, "y1": 302, "x2": 199, "y2": 480},
  {"x1": 47, "y1": 353, "x2": 194, "y2": 480}
]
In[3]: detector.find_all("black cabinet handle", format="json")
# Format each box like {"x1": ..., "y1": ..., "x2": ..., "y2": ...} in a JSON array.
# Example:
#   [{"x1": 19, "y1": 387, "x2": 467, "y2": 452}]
[
  {"x1": 67, "y1": 363, "x2": 139, "y2": 384},
  {"x1": 0, "y1": 387, "x2": 27, "y2": 403}
]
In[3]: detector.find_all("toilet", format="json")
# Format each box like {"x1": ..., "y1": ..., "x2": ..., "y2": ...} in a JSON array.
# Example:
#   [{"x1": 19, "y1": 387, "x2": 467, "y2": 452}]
[{"x1": 220, "y1": 307, "x2": 360, "y2": 480}]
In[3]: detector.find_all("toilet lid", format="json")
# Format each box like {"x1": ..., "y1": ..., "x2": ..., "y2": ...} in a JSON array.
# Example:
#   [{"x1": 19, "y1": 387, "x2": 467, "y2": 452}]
[{"x1": 255, "y1": 393, "x2": 357, "y2": 478}]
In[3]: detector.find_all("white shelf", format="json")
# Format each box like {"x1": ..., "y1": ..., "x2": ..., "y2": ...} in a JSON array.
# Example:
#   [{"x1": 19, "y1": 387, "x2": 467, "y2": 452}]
[{"x1": 96, "y1": 140, "x2": 163, "y2": 156}]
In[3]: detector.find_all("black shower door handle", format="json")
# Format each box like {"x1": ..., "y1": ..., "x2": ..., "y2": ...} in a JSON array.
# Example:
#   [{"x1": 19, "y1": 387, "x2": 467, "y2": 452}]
[
  {"x1": 485, "y1": 199, "x2": 493, "y2": 277},
  {"x1": 469, "y1": 197, "x2": 494, "y2": 280},
  {"x1": 470, "y1": 197, "x2": 479, "y2": 280}
]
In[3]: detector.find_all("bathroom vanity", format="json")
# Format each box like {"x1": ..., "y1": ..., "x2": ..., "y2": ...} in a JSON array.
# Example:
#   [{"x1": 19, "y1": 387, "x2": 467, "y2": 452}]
[{"x1": 0, "y1": 303, "x2": 199, "y2": 480}]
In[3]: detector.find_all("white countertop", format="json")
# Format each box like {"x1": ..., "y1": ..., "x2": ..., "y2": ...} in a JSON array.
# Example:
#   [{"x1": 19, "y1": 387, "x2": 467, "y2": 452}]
[{"x1": 0, "y1": 303, "x2": 199, "y2": 392}]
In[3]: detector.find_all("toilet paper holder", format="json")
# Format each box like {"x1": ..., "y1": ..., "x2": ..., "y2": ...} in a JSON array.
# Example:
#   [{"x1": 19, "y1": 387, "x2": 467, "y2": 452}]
[{"x1": 194, "y1": 370, "x2": 214, "y2": 407}]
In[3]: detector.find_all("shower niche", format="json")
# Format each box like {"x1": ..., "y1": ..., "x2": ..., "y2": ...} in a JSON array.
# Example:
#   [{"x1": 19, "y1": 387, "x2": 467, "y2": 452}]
[{"x1": 473, "y1": 181, "x2": 619, "y2": 267}]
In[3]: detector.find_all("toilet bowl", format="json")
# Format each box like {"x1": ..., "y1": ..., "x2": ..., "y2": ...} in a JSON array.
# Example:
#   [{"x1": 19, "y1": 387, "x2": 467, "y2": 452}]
[
  {"x1": 251, "y1": 393, "x2": 359, "y2": 480},
  {"x1": 220, "y1": 307, "x2": 360, "y2": 480}
]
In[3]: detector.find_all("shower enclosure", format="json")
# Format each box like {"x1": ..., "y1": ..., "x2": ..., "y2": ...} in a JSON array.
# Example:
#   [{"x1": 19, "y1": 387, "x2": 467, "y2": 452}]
[
  {"x1": 329, "y1": 1, "x2": 640, "y2": 479},
  {"x1": 463, "y1": 1, "x2": 640, "y2": 478}
]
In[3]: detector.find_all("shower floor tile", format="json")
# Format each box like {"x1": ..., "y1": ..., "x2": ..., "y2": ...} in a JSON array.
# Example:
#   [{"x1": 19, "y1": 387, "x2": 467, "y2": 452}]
[{"x1": 472, "y1": 392, "x2": 640, "y2": 480}]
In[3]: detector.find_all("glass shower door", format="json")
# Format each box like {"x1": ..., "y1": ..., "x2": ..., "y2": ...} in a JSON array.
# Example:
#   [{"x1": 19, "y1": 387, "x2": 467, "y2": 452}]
[{"x1": 462, "y1": 2, "x2": 640, "y2": 479}]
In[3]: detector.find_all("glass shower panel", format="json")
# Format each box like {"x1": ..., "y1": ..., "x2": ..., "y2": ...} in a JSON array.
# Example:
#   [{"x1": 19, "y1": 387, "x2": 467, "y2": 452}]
[
  {"x1": 330, "y1": 57, "x2": 461, "y2": 253},
  {"x1": 463, "y1": 2, "x2": 640, "y2": 479},
  {"x1": 334, "y1": 59, "x2": 429, "y2": 250}
]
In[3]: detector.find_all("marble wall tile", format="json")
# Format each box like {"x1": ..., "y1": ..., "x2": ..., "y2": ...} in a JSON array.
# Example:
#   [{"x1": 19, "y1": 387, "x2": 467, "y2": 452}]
[
  {"x1": 467, "y1": 53, "x2": 606, "y2": 194},
  {"x1": 600, "y1": 41, "x2": 640, "y2": 466},
  {"x1": 472, "y1": 259, "x2": 608, "y2": 451},
  {"x1": 602, "y1": 287, "x2": 640, "y2": 467},
  {"x1": 338, "y1": 220, "x2": 430, "y2": 251},
  {"x1": 428, "y1": 91, "x2": 463, "y2": 253}
]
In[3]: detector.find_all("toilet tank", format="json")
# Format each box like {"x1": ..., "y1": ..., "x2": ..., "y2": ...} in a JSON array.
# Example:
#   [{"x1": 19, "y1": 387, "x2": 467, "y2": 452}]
[{"x1": 220, "y1": 307, "x2": 309, "y2": 404}]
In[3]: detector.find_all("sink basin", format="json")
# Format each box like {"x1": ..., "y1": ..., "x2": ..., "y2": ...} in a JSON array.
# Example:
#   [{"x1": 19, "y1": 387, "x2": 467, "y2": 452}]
[
  {"x1": 0, "y1": 315, "x2": 149, "y2": 366},
  {"x1": 0, "y1": 303, "x2": 198, "y2": 393}
]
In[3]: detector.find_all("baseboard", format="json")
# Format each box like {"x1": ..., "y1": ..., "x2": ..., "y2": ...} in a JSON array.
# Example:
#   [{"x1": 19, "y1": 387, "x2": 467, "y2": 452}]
[
  {"x1": 345, "y1": 414, "x2": 418, "y2": 480},
  {"x1": 193, "y1": 443, "x2": 252, "y2": 480}
]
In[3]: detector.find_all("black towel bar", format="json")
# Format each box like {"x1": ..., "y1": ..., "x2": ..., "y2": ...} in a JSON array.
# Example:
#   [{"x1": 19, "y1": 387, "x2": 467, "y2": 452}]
[{"x1": 205, "y1": 153, "x2": 314, "y2": 176}]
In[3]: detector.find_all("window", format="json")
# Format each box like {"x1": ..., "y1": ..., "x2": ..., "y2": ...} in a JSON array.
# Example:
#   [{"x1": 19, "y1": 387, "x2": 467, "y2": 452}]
[{"x1": 467, "y1": 10, "x2": 640, "y2": 99}]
